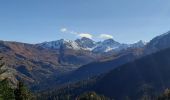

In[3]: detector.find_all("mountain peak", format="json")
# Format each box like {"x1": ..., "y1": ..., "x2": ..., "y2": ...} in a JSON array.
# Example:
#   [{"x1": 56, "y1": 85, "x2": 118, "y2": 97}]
[
  {"x1": 80, "y1": 37, "x2": 93, "y2": 41},
  {"x1": 37, "y1": 37, "x2": 146, "y2": 53},
  {"x1": 76, "y1": 37, "x2": 94, "y2": 43},
  {"x1": 146, "y1": 30, "x2": 170, "y2": 53},
  {"x1": 137, "y1": 40, "x2": 146, "y2": 45},
  {"x1": 103, "y1": 39, "x2": 120, "y2": 45},
  {"x1": 75, "y1": 37, "x2": 95, "y2": 49},
  {"x1": 130, "y1": 40, "x2": 146, "y2": 48}
]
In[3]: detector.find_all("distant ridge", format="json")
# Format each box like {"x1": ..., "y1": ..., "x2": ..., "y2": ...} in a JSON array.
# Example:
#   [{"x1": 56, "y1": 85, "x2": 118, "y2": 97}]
[{"x1": 37, "y1": 37, "x2": 146, "y2": 53}]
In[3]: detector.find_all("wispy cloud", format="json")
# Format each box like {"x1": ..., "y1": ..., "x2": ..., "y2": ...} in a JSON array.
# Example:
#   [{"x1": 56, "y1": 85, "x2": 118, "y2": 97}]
[
  {"x1": 78, "y1": 33, "x2": 93, "y2": 39},
  {"x1": 60, "y1": 28, "x2": 67, "y2": 33},
  {"x1": 60, "y1": 28, "x2": 93, "y2": 39},
  {"x1": 99, "y1": 34, "x2": 113, "y2": 39},
  {"x1": 60, "y1": 28, "x2": 114, "y2": 40}
]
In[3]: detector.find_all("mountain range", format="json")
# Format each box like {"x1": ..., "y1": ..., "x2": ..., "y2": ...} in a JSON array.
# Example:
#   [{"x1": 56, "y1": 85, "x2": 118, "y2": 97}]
[
  {"x1": 39, "y1": 31, "x2": 170, "y2": 100},
  {"x1": 44, "y1": 45, "x2": 170, "y2": 100},
  {"x1": 37, "y1": 37, "x2": 146, "y2": 53},
  {"x1": 1, "y1": 30, "x2": 170, "y2": 94},
  {"x1": 0, "y1": 37, "x2": 146, "y2": 89}
]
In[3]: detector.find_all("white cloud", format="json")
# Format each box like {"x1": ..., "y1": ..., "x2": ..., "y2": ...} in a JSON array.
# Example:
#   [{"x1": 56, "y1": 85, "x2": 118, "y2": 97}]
[
  {"x1": 60, "y1": 28, "x2": 115, "y2": 40},
  {"x1": 78, "y1": 33, "x2": 93, "y2": 39},
  {"x1": 99, "y1": 34, "x2": 113, "y2": 39},
  {"x1": 60, "y1": 28, "x2": 93, "y2": 39},
  {"x1": 60, "y1": 28, "x2": 68, "y2": 33}
]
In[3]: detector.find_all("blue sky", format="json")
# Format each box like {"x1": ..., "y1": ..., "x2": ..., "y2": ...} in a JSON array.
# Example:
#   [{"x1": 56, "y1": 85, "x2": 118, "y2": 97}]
[{"x1": 1, "y1": 0, "x2": 170, "y2": 43}]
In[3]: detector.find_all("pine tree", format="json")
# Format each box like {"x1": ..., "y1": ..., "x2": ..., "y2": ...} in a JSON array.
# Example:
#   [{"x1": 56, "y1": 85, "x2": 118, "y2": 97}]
[
  {"x1": 0, "y1": 57, "x2": 15, "y2": 100},
  {"x1": 14, "y1": 81, "x2": 33, "y2": 100},
  {"x1": 0, "y1": 79, "x2": 15, "y2": 100}
]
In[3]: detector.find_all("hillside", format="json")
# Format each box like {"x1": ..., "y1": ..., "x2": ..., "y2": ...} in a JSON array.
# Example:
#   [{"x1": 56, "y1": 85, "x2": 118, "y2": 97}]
[
  {"x1": 56, "y1": 47, "x2": 143, "y2": 85},
  {"x1": 95, "y1": 47, "x2": 170, "y2": 99},
  {"x1": 0, "y1": 40, "x2": 98, "y2": 89},
  {"x1": 41, "y1": 47, "x2": 170, "y2": 100}
]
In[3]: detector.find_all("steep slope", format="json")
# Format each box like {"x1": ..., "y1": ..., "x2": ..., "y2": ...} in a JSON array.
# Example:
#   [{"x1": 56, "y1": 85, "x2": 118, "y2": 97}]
[
  {"x1": 146, "y1": 31, "x2": 170, "y2": 53},
  {"x1": 94, "y1": 47, "x2": 170, "y2": 100},
  {"x1": 43, "y1": 47, "x2": 170, "y2": 100}
]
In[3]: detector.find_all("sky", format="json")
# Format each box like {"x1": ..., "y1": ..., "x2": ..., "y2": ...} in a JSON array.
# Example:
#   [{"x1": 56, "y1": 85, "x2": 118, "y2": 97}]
[{"x1": 1, "y1": 0, "x2": 170, "y2": 44}]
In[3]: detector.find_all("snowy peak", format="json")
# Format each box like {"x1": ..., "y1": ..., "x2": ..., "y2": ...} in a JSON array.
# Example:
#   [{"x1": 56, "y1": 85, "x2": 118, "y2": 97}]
[
  {"x1": 79, "y1": 37, "x2": 94, "y2": 42},
  {"x1": 102, "y1": 39, "x2": 120, "y2": 46},
  {"x1": 75, "y1": 37, "x2": 95, "y2": 50},
  {"x1": 92, "y1": 39, "x2": 122, "y2": 53},
  {"x1": 37, "y1": 38, "x2": 146, "y2": 53},
  {"x1": 38, "y1": 39, "x2": 80, "y2": 50},
  {"x1": 130, "y1": 40, "x2": 146, "y2": 48}
]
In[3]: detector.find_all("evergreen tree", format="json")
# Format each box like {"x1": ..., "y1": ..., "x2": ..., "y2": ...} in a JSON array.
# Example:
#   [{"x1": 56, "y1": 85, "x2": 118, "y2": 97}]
[
  {"x1": 0, "y1": 57, "x2": 15, "y2": 100},
  {"x1": 14, "y1": 81, "x2": 33, "y2": 100},
  {"x1": 0, "y1": 57, "x2": 34, "y2": 100},
  {"x1": 0, "y1": 79, "x2": 15, "y2": 100}
]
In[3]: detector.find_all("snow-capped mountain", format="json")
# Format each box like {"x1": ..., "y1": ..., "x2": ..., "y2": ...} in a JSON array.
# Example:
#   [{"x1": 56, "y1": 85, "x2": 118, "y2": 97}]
[
  {"x1": 130, "y1": 40, "x2": 146, "y2": 48},
  {"x1": 75, "y1": 37, "x2": 96, "y2": 50},
  {"x1": 37, "y1": 37, "x2": 146, "y2": 53},
  {"x1": 92, "y1": 39, "x2": 122, "y2": 53},
  {"x1": 37, "y1": 39, "x2": 81, "y2": 50}
]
